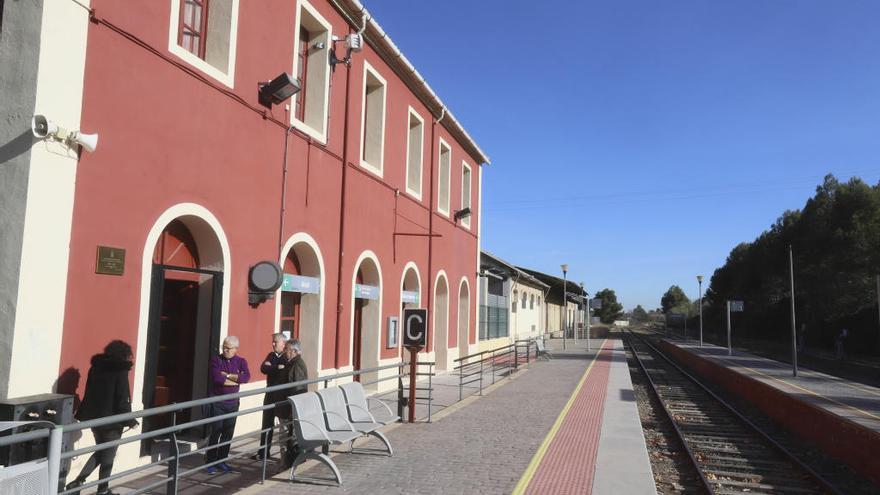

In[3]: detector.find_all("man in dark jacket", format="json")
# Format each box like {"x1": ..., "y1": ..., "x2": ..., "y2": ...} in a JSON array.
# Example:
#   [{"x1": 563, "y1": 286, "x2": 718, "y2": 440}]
[
  {"x1": 255, "y1": 332, "x2": 287, "y2": 460},
  {"x1": 278, "y1": 339, "x2": 308, "y2": 467},
  {"x1": 205, "y1": 335, "x2": 250, "y2": 474},
  {"x1": 66, "y1": 341, "x2": 138, "y2": 495}
]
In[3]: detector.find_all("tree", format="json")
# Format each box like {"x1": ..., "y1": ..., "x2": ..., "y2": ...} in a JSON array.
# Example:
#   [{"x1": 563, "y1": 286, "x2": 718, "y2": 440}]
[
  {"x1": 632, "y1": 305, "x2": 650, "y2": 322},
  {"x1": 594, "y1": 288, "x2": 624, "y2": 323},
  {"x1": 661, "y1": 285, "x2": 690, "y2": 314}
]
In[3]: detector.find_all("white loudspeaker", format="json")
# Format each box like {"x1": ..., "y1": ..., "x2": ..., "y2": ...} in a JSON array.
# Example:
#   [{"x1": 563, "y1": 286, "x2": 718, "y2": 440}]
[
  {"x1": 31, "y1": 115, "x2": 59, "y2": 138},
  {"x1": 70, "y1": 132, "x2": 98, "y2": 153}
]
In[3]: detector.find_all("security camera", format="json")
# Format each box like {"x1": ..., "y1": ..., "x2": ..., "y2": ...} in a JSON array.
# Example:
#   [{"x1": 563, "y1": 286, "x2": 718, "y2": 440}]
[{"x1": 31, "y1": 115, "x2": 59, "y2": 138}]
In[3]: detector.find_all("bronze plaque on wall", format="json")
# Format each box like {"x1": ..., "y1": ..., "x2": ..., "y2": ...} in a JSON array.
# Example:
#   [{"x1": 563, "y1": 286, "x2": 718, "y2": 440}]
[{"x1": 96, "y1": 246, "x2": 125, "y2": 276}]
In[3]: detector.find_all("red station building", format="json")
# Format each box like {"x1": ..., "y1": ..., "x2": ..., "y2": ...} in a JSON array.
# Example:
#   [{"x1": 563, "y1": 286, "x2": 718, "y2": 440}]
[{"x1": 1, "y1": 0, "x2": 489, "y2": 447}]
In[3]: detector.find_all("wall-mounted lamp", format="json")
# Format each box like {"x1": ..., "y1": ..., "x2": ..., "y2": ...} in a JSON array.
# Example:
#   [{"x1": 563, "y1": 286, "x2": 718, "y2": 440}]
[
  {"x1": 258, "y1": 73, "x2": 301, "y2": 108},
  {"x1": 453, "y1": 207, "x2": 472, "y2": 222},
  {"x1": 32, "y1": 115, "x2": 99, "y2": 152}
]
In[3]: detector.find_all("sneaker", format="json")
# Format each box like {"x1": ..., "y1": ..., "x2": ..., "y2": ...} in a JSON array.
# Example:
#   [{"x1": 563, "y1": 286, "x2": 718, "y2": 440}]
[
  {"x1": 204, "y1": 465, "x2": 218, "y2": 475},
  {"x1": 65, "y1": 479, "x2": 83, "y2": 495},
  {"x1": 97, "y1": 491, "x2": 120, "y2": 495},
  {"x1": 217, "y1": 462, "x2": 232, "y2": 473}
]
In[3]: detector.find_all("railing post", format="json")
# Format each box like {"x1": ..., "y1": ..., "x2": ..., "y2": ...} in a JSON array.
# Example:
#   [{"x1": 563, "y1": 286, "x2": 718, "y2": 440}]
[
  {"x1": 458, "y1": 361, "x2": 463, "y2": 402},
  {"x1": 427, "y1": 363, "x2": 433, "y2": 423},
  {"x1": 48, "y1": 426, "x2": 63, "y2": 495},
  {"x1": 514, "y1": 344, "x2": 519, "y2": 370},
  {"x1": 479, "y1": 356, "x2": 484, "y2": 395},
  {"x1": 167, "y1": 410, "x2": 180, "y2": 495},
  {"x1": 492, "y1": 350, "x2": 497, "y2": 385},
  {"x1": 397, "y1": 365, "x2": 405, "y2": 421}
]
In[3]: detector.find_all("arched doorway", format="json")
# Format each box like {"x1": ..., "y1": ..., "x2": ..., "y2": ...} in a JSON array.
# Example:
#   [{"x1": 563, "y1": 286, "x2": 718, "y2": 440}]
[
  {"x1": 351, "y1": 254, "x2": 381, "y2": 387},
  {"x1": 278, "y1": 235, "x2": 324, "y2": 376},
  {"x1": 399, "y1": 263, "x2": 421, "y2": 357},
  {"x1": 457, "y1": 278, "x2": 470, "y2": 360},
  {"x1": 433, "y1": 273, "x2": 449, "y2": 371},
  {"x1": 143, "y1": 218, "x2": 224, "y2": 436}
]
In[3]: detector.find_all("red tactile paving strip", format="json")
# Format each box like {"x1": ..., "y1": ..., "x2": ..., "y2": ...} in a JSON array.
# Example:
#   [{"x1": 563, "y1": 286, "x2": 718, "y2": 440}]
[{"x1": 524, "y1": 341, "x2": 614, "y2": 495}]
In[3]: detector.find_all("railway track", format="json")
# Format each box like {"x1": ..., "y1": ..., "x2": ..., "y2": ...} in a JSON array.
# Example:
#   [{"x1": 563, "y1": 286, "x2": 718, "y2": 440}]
[{"x1": 625, "y1": 329, "x2": 843, "y2": 495}]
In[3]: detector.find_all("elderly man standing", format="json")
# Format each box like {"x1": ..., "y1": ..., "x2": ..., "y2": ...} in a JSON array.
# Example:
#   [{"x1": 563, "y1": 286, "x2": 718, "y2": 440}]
[
  {"x1": 255, "y1": 333, "x2": 287, "y2": 460},
  {"x1": 205, "y1": 336, "x2": 250, "y2": 474},
  {"x1": 277, "y1": 339, "x2": 308, "y2": 467}
]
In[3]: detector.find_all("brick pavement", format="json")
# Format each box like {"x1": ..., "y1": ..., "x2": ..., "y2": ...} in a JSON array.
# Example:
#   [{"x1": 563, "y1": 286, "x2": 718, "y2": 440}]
[
  {"x1": 518, "y1": 340, "x2": 613, "y2": 495},
  {"x1": 244, "y1": 346, "x2": 597, "y2": 494}
]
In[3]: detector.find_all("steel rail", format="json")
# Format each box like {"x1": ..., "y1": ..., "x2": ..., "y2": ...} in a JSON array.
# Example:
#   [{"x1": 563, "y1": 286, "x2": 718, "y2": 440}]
[
  {"x1": 624, "y1": 331, "x2": 714, "y2": 494},
  {"x1": 627, "y1": 329, "x2": 844, "y2": 495}
]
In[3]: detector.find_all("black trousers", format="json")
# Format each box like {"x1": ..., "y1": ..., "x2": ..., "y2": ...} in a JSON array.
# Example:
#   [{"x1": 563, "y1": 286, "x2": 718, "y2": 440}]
[
  {"x1": 74, "y1": 426, "x2": 123, "y2": 492},
  {"x1": 205, "y1": 402, "x2": 239, "y2": 463}
]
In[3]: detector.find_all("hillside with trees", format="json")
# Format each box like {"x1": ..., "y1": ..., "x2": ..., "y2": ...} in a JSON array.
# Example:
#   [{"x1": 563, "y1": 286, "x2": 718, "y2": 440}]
[{"x1": 702, "y1": 174, "x2": 880, "y2": 354}]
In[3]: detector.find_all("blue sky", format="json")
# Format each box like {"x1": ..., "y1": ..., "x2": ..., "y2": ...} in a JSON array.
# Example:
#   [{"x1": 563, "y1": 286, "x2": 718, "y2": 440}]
[{"x1": 366, "y1": 0, "x2": 880, "y2": 310}]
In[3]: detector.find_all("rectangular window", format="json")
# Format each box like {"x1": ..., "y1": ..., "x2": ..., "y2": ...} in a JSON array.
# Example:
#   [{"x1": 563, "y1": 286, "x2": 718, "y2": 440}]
[
  {"x1": 438, "y1": 139, "x2": 451, "y2": 215},
  {"x1": 461, "y1": 162, "x2": 472, "y2": 228},
  {"x1": 292, "y1": 0, "x2": 332, "y2": 142},
  {"x1": 178, "y1": 0, "x2": 208, "y2": 58},
  {"x1": 405, "y1": 108, "x2": 424, "y2": 199},
  {"x1": 169, "y1": 0, "x2": 239, "y2": 87},
  {"x1": 360, "y1": 61, "x2": 387, "y2": 176}
]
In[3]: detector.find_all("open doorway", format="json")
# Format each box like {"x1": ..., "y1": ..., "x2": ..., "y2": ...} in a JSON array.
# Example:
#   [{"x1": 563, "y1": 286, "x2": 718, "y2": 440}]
[
  {"x1": 458, "y1": 279, "x2": 470, "y2": 360},
  {"x1": 351, "y1": 255, "x2": 381, "y2": 388},
  {"x1": 434, "y1": 273, "x2": 449, "y2": 371},
  {"x1": 142, "y1": 220, "x2": 222, "y2": 443}
]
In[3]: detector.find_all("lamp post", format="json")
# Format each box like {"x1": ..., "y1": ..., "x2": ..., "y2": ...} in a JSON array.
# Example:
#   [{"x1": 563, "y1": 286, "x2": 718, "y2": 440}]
[
  {"x1": 697, "y1": 275, "x2": 704, "y2": 347},
  {"x1": 561, "y1": 264, "x2": 568, "y2": 350}
]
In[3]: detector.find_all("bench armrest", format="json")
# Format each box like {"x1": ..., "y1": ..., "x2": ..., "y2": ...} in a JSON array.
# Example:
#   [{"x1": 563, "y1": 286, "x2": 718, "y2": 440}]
[
  {"x1": 346, "y1": 403, "x2": 377, "y2": 423},
  {"x1": 291, "y1": 418, "x2": 331, "y2": 443},
  {"x1": 366, "y1": 398, "x2": 395, "y2": 418},
  {"x1": 323, "y1": 410, "x2": 356, "y2": 432}
]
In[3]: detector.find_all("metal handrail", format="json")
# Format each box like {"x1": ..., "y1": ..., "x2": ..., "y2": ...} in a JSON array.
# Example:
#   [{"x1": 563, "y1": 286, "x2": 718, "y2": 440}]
[
  {"x1": 68, "y1": 361, "x2": 409, "y2": 433},
  {"x1": 3, "y1": 361, "x2": 414, "y2": 495}
]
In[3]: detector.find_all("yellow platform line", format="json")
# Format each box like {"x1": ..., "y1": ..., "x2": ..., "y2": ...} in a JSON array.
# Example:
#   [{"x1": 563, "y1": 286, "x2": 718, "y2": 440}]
[
  {"x1": 701, "y1": 351, "x2": 880, "y2": 423},
  {"x1": 512, "y1": 338, "x2": 609, "y2": 495}
]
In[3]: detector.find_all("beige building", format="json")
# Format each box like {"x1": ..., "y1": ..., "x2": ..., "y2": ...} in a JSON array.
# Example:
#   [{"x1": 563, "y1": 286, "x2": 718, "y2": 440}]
[{"x1": 478, "y1": 251, "x2": 549, "y2": 351}]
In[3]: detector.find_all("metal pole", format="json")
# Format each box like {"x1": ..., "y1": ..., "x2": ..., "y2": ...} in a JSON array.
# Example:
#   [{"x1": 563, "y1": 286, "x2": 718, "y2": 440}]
[
  {"x1": 726, "y1": 300, "x2": 732, "y2": 356},
  {"x1": 586, "y1": 296, "x2": 592, "y2": 351},
  {"x1": 789, "y1": 244, "x2": 798, "y2": 377},
  {"x1": 562, "y1": 268, "x2": 567, "y2": 350},
  {"x1": 48, "y1": 426, "x2": 63, "y2": 495},
  {"x1": 698, "y1": 276, "x2": 704, "y2": 347},
  {"x1": 876, "y1": 274, "x2": 880, "y2": 350},
  {"x1": 408, "y1": 348, "x2": 418, "y2": 423}
]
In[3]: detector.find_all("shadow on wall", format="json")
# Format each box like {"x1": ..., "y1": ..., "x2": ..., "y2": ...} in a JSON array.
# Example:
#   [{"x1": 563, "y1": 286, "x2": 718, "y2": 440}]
[
  {"x1": 53, "y1": 367, "x2": 84, "y2": 445},
  {"x1": 0, "y1": 130, "x2": 36, "y2": 165},
  {"x1": 54, "y1": 367, "x2": 81, "y2": 410}
]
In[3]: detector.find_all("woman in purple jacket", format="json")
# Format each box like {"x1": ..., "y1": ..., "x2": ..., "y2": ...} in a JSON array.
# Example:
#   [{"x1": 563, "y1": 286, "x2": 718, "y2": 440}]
[{"x1": 204, "y1": 335, "x2": 250, "y2": 474}]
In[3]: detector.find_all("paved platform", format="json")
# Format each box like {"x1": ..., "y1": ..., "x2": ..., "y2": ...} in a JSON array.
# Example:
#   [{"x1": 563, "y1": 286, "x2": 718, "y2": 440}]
[
  {"x1": 112, "y1": 339, "x2": 656, "y2": 494},
  {"x1": 240, "y1": 338, "x2": 655, "y2": 495},
  {"x1": 661, "y1": 339, "x2": 880, "y2": 479}
]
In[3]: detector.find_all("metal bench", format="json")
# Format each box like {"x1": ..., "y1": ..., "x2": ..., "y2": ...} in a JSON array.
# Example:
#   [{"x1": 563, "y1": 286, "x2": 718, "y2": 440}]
[
  {"x1": 340, "y1": 382, "x2": 400, "y2": 426},
  {"x1": 288, "y1": 392, "x2": 360, "y2": 486},
  {"x1": 317, "y1": 387, "x2": 393, "y2": 456}
]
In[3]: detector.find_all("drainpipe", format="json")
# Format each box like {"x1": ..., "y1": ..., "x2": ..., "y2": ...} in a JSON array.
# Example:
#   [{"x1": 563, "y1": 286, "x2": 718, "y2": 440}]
[
  {"x1": 333, "y1": 14, "x2": 368, "y2": 369},
  {"x1": 426, "y1": 107, "x2": 444, "y2": 354}
]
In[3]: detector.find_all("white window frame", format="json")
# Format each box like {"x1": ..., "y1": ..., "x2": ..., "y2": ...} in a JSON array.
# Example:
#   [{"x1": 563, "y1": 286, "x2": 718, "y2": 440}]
[
  {"x1": 404, "y1": 106, "x2": 425, "y2": 201},
  {"x1": 437, "y1": 138, "x2": 451, "y2": 216},
  {"x1": 460, "y1": 161, "x2": 472, "y2": 229},
  {"x1": 359, "y1": 61, "x2": 387, "y2": 177},
  {"x1": 168, "y1": 0, "x2": 240, "y2": 88},
  {"x1": 291, "y1": 0, "x2": 332, "y2": 143}
]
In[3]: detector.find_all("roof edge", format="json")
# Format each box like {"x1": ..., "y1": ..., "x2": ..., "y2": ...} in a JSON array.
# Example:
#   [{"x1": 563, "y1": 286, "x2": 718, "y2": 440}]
[{"x1": 329, "y1": 0, "x2": 491, "y2": 165}]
